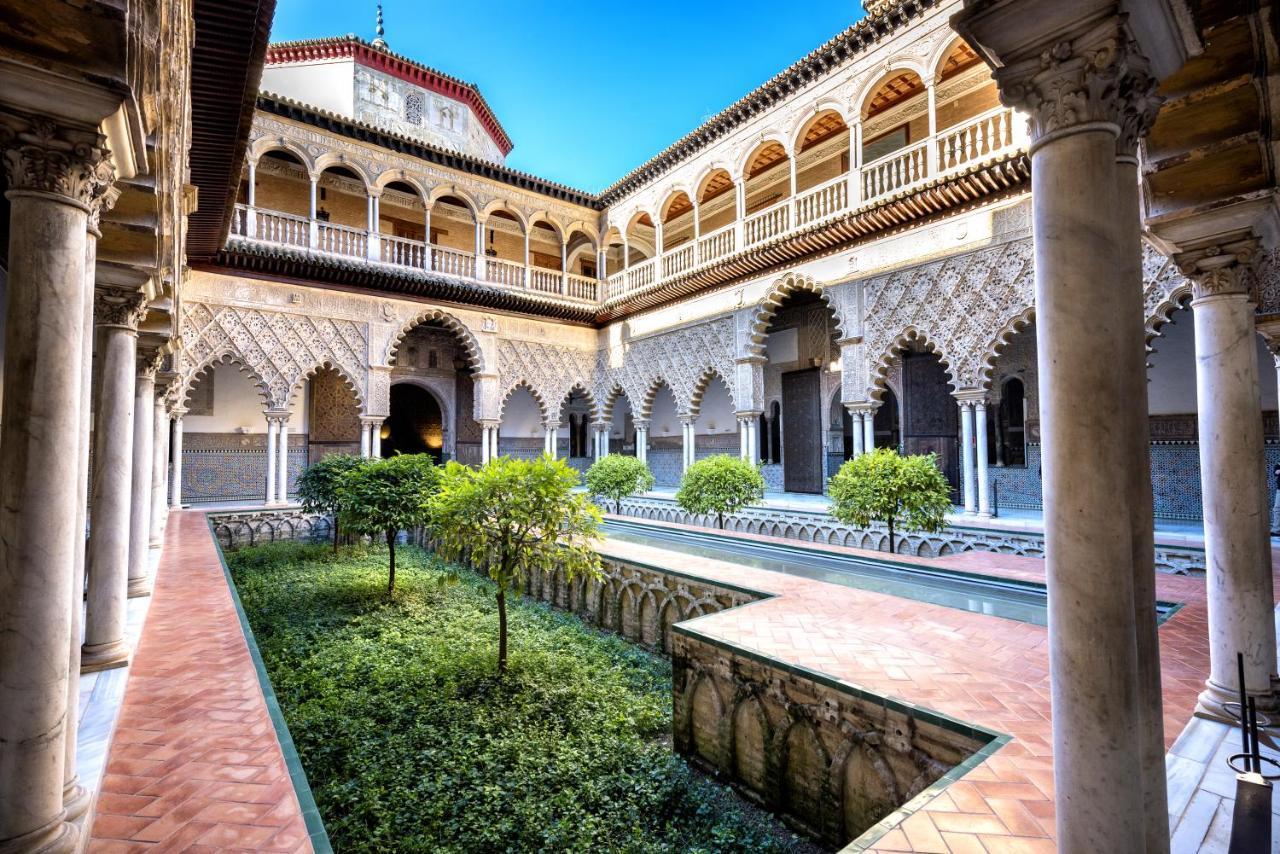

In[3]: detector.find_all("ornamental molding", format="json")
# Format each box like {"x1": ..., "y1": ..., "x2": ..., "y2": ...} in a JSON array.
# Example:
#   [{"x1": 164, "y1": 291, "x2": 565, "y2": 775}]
[
  {"x1": 176, "y1": 301, "x2": 369, "y2": 412},
  {"x1": 0, "y1": 113, "x2": 115, "y2": 208},
  {"x1": 497, "y1": 337, "x2": 597, "y2": 419},
  {"x1": 94, "y1": 288, "x2": 148, "y2": 329},
  {"x1": 1177, "y1": 238, "x2": 1259, "y2": 301}
]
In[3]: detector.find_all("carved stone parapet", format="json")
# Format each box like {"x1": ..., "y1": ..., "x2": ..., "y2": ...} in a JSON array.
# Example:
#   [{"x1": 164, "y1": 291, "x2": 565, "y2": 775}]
[
  {"x1": 94, "y1": 288, "x2": 148, "y2": 330},
  {"x1": 1177, "y1": 238, "x2": 1260, "y2": 301},
  {"x1": 0, "y1": 112, "x2": 115, "y2": 209}
]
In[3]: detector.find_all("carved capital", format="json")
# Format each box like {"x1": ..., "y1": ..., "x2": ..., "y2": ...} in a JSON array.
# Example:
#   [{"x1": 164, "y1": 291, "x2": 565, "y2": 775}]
[
  {"x1": 1115, "y1": 45, "x2": 1163, "y2": 159},
  {"x1": 0, "y1": 113, "x2": 115, "y2": 209},
  {"x1": 1177, "y1": 238, "x2": 1260, "y2": 301},
  {"x1": 94, "y1": 288, "x2": 147, "y2": 330},
  {"x1": 87, "y1": 185, "x2": 122, "y2": 237},
  {"x1": 994, "y1": 23, "x2": 1126, "y2": 146},
  {"x1": 137, "y1": 348, "x2": 165, "y2": 380}
]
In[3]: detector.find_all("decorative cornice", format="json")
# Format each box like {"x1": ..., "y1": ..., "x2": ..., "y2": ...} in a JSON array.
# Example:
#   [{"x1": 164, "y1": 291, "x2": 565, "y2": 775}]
[{"x1": 0, "y1": 113, "x2": 115, "y2": 209}]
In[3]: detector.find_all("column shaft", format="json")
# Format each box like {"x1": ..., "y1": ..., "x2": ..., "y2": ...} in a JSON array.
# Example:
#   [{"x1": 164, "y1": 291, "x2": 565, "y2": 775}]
[
  {"x1": 1033, "y1": 127, "x2": 1144, "y2": 852},
  {"x1": 370, "y1": 421, "x2": 382, "y2": 458},
  {"x1": 277, "y1": 419, "x2": 289, "y2": 502},
  {"x1": 127, "y1": 369, "x2": 156, "y2": 597},
  {"x1": 975, "y1": 403, "x2": 991, "y2": 516},
  {"x1": 149, "y1": 398, "x2": 169, "y2": 547},
  {"x1": 170, "y1": 415, "x2": 184, "y2": 507},
  {"x1": 959, "y1": 402, "x2": 976, "y2": 512},
  {"x1": 852, "y1": 410, "x2": 865, "y2": 456},
  {"x1": 359, "y1": 421, "x2": 371, "y2": 458},
  {"x1": 265, "y1": 417, "x2": 278, "y2": 504},
  {"x1": 0, "y1": 143, "x2": 100, "y2": 854},
  {"x1": 862, "y1": 410, "x2": 874, "y2": 452},
  {"x1": 83, "y1": 305, "x2": 142, "y2": 672},
  {"x1": 1194, "y1": 283, "x2": 1276, "y2": 710}
]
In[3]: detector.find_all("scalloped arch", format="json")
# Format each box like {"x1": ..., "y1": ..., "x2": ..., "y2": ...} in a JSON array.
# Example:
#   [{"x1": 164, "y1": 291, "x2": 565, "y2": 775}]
[
  {"x1": 974, "y1": 307, "x2": 1036, "y2": 390},
  {"x1": 285, "y1": 359, "x2": 367, "y2": 412},
  {"x1": 385, "y1": 309, "x2": 485, "y2": 372},
  {"x1": 868, "y1": 328, "x2": 957, "y2": 401},
  {"x1": 747, "y1": 271, "x2": 843, "y2": 357},
  {"x1": 177, "y1": 352, "x2": 272, "y2": 413}
]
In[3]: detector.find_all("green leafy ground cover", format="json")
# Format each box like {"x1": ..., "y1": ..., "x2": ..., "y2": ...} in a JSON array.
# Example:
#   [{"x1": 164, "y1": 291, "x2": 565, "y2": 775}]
[{"x1": 228, "y1": 542, "x2": 815, "y2": 853}]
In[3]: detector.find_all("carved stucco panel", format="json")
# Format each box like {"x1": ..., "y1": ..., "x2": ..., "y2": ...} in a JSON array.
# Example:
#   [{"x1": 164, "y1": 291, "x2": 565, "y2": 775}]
[{"x1": 598, "y1": 317, "x2": 739, "y2": 417}]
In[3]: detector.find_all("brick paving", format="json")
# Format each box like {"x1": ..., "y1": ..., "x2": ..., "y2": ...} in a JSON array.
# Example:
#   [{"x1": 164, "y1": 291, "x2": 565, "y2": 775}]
[
  {"x1": 87, "y1": 512, "x2": 312, "y2": 853},
  {"x1": 597, "y1": 516, "x2": 1258, "y2": 853},
  {"x1": 87, "y1": 510, "x2": 1255, "y2": 852}
]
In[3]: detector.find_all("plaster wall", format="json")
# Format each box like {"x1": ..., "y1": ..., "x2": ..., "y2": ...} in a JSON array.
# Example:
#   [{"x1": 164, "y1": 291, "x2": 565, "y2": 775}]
[{"x1": 261, "y1": 59, "x2": 356, "y2": 117}]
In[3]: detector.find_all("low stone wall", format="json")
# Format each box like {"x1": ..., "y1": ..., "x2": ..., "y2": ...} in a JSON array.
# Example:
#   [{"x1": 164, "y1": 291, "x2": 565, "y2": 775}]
[
  {"x1": 209, "y1": 508, "x2": 332, "y2": 549},
  {"x1": 616, "y1": 494, "x2": 1207, "y2": 574},
  {"x1": 672, "y1": 627, "x2": 1000, "y2": 849}
]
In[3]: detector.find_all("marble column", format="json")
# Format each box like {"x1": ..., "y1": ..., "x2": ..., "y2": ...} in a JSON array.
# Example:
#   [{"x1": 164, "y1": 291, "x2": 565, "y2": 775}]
[
  {"x1": 265, "y1": 415, "x2": 279, "y2": 505},
  {"x1": 861, "y1": 408, "x2": 874, "y2": 453},
  {"x1": 276, "y1": 415, "x2": 290, "y2": 502},
  {"x1": 958, "y1": 400, "x2": 976, "y2": 513},
  {"x1": 370, "y1": 420, "x2": 383, "y2": 459},
  {"x1": 359, "y1": 419, "x2": 371, "y2": 457},
  {"x1": 169, "y1": 412, "x2": 185, "y2": 507},
  {"x1": 849, "y1": 406, "x2": 865, "y2": 457},
  {"x1": 991, "y1": 31, "x2": 1148, "y2": 852},
  {"x1": 1185, "y1": 240, "x2": 1278, "y2": 716},
  {"x1": 681, "y1": 418, "x2": 695, "y2": 472},
  {"x1": 0, "y1": 113, "x2": 112, "y2": 854},
  {"x1": 974, "y1": 400, "x2": 991, "y2": 516},
  {"x1": 544, "y1": 422, "x2": 558, "y2": 458},
  {"x1": 597, "y1": 424, "x2": 609, "y2": 458},
  {"x1": 150, "y1": 393, "x2": 169, "y2": 547},
  {"x1": 82, "y1": 288, "x2": 145, "y2": 672},
  {"x1": 634, "y1": 421, "x2": 649, "y2": 463},
  {"x1": 127, "y1": 354, "x2": 160, "y2": 597}
]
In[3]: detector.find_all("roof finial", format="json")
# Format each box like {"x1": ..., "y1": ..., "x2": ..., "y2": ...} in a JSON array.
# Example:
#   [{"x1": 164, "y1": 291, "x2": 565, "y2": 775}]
[{"x1": 372, "y1": 3, "x2": 388, "y2": 48}]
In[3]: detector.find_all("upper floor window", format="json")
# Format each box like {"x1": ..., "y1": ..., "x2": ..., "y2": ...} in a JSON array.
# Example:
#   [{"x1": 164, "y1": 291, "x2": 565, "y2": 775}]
[{"x1": 404, "y1": 93, "x2": 425, "y2": 125}]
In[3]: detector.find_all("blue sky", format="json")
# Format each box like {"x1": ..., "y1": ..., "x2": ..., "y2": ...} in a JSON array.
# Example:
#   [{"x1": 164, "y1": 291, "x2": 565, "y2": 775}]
[{"x1": 269, "y1": 1, "x2": 868, "y2": 193}]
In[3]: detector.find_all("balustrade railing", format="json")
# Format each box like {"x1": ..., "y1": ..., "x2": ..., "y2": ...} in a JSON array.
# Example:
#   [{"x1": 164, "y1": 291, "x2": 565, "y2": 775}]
[
  {"x1": 697, "y1": 223, "x2": 735, "y2": 264},
  {"x1": 381, "y1": 234, "x2": 427, "y2": 268},
  {"x1": 486, "y1": 256, "x2": 525, "y2": 287},
  {"x1": 744, "y1": 200, "x2": 790, "y2": 247},
  {"x1": 566, "y1": 273, "x2": 598, "y2": 302},
  {"x1": 431, "y1": 245, "x2": 476, "y2": 279},
  {"x1": 862, "y1": 139, "x2": 931, "y2": 202},
  {"x1": 661, "y1": 243, "x2": 696, "y2": 279},
  {"x1": 794, "y1": 176, "x2": 850, "y2": 228},
  {"x1": 530, "y1": 267, "x2": 562, "y2": 294},
  {"x1": 230, "y1": 106, "x2": 1026, "y2": 305},
  {"x1": 317, "y1": 222, "x2": 368, "y2": 258},
  {"x1": 937, "y1": 106, "x2": 1021, "y2": 172}
]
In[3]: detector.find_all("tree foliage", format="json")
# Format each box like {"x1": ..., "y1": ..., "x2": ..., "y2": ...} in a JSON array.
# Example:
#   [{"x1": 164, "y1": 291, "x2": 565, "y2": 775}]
[
  {"x1": 675, "y1": 455, "x2": 765, "y2": 530},
  {"x1": 296, "y1": 453, "x2": 366, "y2": 552},
  {"x1": 584, "y1": 453, "x2": 655, "y2": 513},
  {"x1": 430, "y1": 456, "x2": 602, "y2": 675},
  {"x1": 336, "y1": 454, "x2": 439, "y2": 592},
  {"x1": 827, "y1": 448, "x2": 951, "y2": 554}
]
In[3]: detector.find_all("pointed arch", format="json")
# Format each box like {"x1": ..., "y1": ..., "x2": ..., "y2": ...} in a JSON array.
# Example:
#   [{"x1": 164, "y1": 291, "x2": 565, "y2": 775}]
[
  {"x1": 640, "y1": 376, "x2": 675, "y2": 420},
  {"x1": 974, "y1": 306, "x2": 1036, "y2": 390},
  {"x1": 285, "y1": 358, "x2": 367, "y2": 412},
  {"x1": 689, "y1": 367, "x2": 736, "y2": 416},
  {"x1": 177, "y1": 352, "x2": 272, "y2": 413},
  {"x1": 500, "y1": 381, "x2": 550, "y2": 423},
  {"x1": 868, "y1": 328, "x2": 957, "y2": 400},
  {"x1": 385, "y1": 308, "x2": 485, "y2": 372},
  {"x1": 557, "y1": 381, "x2": 601, "y2": 423}
]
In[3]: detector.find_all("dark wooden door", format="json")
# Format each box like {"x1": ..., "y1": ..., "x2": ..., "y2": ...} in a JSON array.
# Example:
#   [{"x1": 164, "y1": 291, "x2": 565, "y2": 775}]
[
  {"x1": 782, "y1": 368, "x2": 823, "y2": 494},
  {"x1": 902, "y1": 352, "x2": 959, "y2": 501}
]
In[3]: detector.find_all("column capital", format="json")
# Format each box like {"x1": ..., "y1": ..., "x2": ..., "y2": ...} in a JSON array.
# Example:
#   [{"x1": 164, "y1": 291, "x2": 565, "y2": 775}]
[
  {"x1": 479, "y1": 419, "x2": 501, "y2": 430},
  {"x1": 359, "y1": 415, "x2": 385, "y2": 426},
  {"x1": 0, "y1": 111, "x2": 115, "y2": 211},
  {"x1": 734, "y1": 410, "x2": 763, "y2": 420},
  {"x1": 94, "y1": 287, "x2": 147, "y2": 330},
  {"x1": 678, "y1": 414, "x2": 698, "y2": 426},
  {"x1": 953, "y1": 390, "x2": 991, "y2": 405},
  {"x1": 844, "y1": 401, "x2": 877, "y2": 415},
  {"x1": 265, "y1": 412, "x2": 290, "y2": 425},
  {"x1": 542, "y1": 420, "x2": 561, "y2": 431},
  {"x1": 136, "y1": 347, "x2": 164, "y2": 380},
  {"x1": 631, "y1": 419, "x2": 650, "y2": 430},
  {"x1": 1177, "y1": 237, "x2": 1260, "y2": 301}
]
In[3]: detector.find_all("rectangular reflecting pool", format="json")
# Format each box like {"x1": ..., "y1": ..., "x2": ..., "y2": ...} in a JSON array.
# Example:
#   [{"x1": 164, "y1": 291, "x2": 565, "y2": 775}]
[{"x1": 603, "y1": 519, "x2": 1182, "y2": 627}]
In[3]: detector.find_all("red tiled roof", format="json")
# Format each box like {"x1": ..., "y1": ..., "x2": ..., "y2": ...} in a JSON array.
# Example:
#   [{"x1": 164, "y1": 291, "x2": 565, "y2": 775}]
[{"x1": 265, "y1": 35, "x2": 514, "y2": 156}]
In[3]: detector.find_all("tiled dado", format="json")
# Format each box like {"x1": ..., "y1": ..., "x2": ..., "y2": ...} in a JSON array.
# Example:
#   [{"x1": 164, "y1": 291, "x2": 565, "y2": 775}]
[{"x1": 182, "y1": 432, "x2": 307, "y2": 504}]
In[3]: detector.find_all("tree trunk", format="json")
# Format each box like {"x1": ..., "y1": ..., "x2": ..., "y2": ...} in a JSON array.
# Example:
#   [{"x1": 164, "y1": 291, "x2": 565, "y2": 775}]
[
  {"x1": 717, "y1": 511, "x2": 724, "y2": 530},
  {"x1": 386, "y1": 529, "x2": 396, "y2": 593},
  {"x1": 887, "y1": 517, "x2": 896, "y2": 554},
  {"x1": 333, "y1": 518, "x2": 340, "y2": 555},
  {"x1": 496, "y1": 588, "x2": 508, "y2": 676}
]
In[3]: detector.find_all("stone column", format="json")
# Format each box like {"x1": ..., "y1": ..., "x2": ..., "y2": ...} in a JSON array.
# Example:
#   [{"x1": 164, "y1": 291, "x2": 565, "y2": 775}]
[
  {"x1": 265, "y1": 415, "x2": 279, "y2": 505},
  {"x1": 958, "y1": 399, "x2": 977, "y2": 513},
  {"x1": 150, "y1": 392, "x2": 169, "y2": 547},
  {"x1": 370, "y1": 419, "x2": 383, "y2": 458},
  {"x1": 0, "y1": 110, "x2": 111, "y2": 854},
  {"x1": 978, "y1": 28, "x2": 1151, "y2": 852},
  {"x1": 634, "y1": 420, "x2": 649, "y2": 463},
  {"x1": 862, "y1": 408, "x2": 874, "y2": 453},
  {"x1": 849, "y1": 405, "x2": 866, "y2": 456},
  {"x1": 598, "y1": 423, "x2": 609, "y2": 458},
  {"x1": 276, "y1": 415, "x2": 290, "y2": 502},
  {"x1": 681, "y1": 416, "x2": 696, "y2": 472},
  {"x1": 359, "y1": 418, "x2": 372, "y2": 458},
  {"x1": 128, "y1": 352, "x2": 160, "y2": 597},
  {"x1": 974, "y1": 401, "x2": 991, "y2": 516},
  {"x1": 170, "y1": 411, "x2": 185, "y2": 508},
  {"x1": 82, "y1": 288, "x2": 146, "y2": 672},
  {"x1": 1184, "y1": 240, "x2": 1278, "y2": 716},
  {"x1": 544, "y1": 422, "x2": 558, "y2": 458}
]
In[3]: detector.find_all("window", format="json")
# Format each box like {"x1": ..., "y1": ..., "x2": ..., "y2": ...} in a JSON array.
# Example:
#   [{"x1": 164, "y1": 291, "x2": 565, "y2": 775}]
[{"x1": 404, "y1": 93, "x2": 425, "y2": 125}]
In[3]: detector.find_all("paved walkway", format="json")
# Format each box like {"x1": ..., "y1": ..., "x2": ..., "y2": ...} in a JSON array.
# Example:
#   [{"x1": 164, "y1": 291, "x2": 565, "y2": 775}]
[
  {"x1": 87, "y1": 512, "x2": 312, "y2": 853},
  {"x1": 597, "y1": 519, "x2": 1273, "y2": 853}
]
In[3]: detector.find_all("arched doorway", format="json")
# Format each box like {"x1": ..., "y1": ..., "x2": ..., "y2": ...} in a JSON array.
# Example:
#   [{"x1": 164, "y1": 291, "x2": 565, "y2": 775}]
[
  {"x1": 874, "y1": 388, "x2": 901, "y2": 450},
  {"x1": 385, "y1": 384, "x2": 443, "y2": 461},
  {"x1": 900, "y1": 350, "x2": 958, "y2": 501}
]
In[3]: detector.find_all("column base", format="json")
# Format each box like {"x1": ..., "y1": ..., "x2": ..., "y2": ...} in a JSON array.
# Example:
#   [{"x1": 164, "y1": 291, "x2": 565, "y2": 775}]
[
  {"x1": 0, "y1": 815, "x2": 77, "y2": 854},
  {"x1": 79, "y1": 640, "x2": 131, "y2": 673},
  {"x1": 1195, "y1": 679, "x2": 1280, "y2": 724},
  {"x1": 62, "y1": 778, "x2": 91, "y2": 823},
  {"x1": 126, "y1": 576, "x2": 152, "y2": 598}
]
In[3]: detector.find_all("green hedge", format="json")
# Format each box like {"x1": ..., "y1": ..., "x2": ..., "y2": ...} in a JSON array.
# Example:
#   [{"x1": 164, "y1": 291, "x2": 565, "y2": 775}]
[{"x1": 228, "y1": 542, "x2": 811, "y2": 853}]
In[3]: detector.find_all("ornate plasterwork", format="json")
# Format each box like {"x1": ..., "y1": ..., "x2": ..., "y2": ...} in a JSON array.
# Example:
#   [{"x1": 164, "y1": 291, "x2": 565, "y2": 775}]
[
  {"x1": 1143, "y1": 245, "x2": 1193, "y2": 340},
  {"x1": 1177, "y1": 238, "x2": 1260, "y2": 301},
  {"x1": 597, "y1": 317, "x2": 738, "y2": 418},
  {"x1": 497, "y1": 338, "x2": 597, "y2": 420},
  {"x1": 861, "y1": 237, "x2": 1036, "y2": 396},
  {"x1": 745, "y1": 271, "x2": 855, "y2": 358},
  {"x1": 0, "y1": 113, "x2": 115, "y2": 208},
  {"x1": 176, "y1": 301, "x2": 368, "y2": 411}
]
